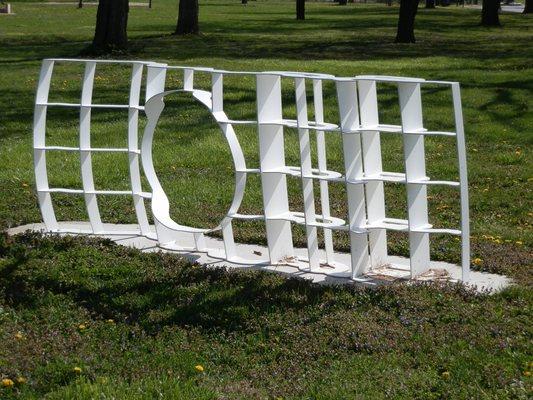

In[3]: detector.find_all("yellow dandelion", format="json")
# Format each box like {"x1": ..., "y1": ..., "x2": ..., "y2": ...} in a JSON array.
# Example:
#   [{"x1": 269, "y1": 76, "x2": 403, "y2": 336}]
[
  {"x1": 524, "y1": 370, "x2": 531, "y2": 377},
  {"x1": 106, "y1": 319, "x2": 115, "y2": 324},
  {"x1": 1, "y1": 378, "x2": 14, "y2": 388},
  {"x1": 78, "y1": 324, "x2": 87, "y2": 331},
  {"x1": 516, "y1": 241, "x2": 523, "y2": 246},
  {"x1": 15, "y1": 377, "x2": 26, "y2": 385},
  {"x1": 472, "y1": 258, "x2": 483, "y2": 266},
  {"x1": 441, "y1": 371, "x2": 450, "y2": 379},
  {"x1": 14, "y1": 331, "x2": 23, "y2": 340},
  {"x1": 73, "y1": 367, "x2": 82, "y2": 374},
  {"x1": 194, "y1": 365, "x2": 204, "y2": 372}
]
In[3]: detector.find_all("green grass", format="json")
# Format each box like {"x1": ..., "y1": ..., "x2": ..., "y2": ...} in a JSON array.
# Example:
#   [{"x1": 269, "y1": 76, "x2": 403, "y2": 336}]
[
  {"x1": 1, "y1": 232, "x2": 532, "y2": 399},
  {"x1": 0, "y1": 1, "x2": 532, "y2": 398}
]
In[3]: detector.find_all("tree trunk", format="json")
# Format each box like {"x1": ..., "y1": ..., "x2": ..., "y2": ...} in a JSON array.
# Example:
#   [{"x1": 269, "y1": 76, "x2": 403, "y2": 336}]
[
  {"x1": 175, "y1": 0, "x2": 199, "y2": 35},
  {"x1": 92, "y1": 0, "x2": 129, "y2": 52},
  {"x1": 242, "y1": 0, "x2": 248, "y2": 4},
  {"x1": 78, "y1": 0, "x2": 83, "y2": 8},
  {"x1": 338, "y1": 0, "x2": 348, "y2": 5},
  {"x1": 524, "y1": 0, "x2": 532, "y2": 13},
  {"x1": 481, "y1": 0, "x2": 500, "y2": 26},
  {"x1": 426, "y1": 0, "x2": 435, "y2": 8},
  {"x1": 296, "y1": 0, "x2": 305, "y2": 19},
  {"x1": 396, "y1": 0, "x2": 420, "y2": 43}
]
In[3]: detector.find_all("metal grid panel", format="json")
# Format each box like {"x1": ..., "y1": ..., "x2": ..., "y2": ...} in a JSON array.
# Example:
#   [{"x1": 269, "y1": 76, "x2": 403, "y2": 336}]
[{"x1": 33, "y1": 59, "x2": 166, "y2": 237}]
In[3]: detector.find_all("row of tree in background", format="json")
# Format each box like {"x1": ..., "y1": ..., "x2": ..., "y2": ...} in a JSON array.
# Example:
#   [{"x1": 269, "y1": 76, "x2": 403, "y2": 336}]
[{"x1": 90, "y1": 0, "x2": 531, "y2": 53}]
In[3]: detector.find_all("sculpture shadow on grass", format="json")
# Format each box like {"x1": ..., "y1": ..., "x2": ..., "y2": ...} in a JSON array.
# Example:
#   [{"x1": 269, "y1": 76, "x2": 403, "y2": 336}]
[{"x1": 1, "y1": 232, "x2": 359, "y2": 335}]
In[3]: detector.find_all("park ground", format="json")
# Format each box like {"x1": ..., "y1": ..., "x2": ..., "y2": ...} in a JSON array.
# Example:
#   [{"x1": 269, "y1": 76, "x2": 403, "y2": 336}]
[{"x1": 0, "y1": 1, "x2": 532, "y2": 398}]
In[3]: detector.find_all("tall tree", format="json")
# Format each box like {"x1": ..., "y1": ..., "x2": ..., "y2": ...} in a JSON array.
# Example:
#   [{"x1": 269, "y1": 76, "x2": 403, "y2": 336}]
[
  {"x1": 175, "y1": 0, "x2": 199, "y2": 34},
  {"x1": 426, "y1": 0, "x2": 436, "y2": 8},
  {"x1": 396, "y1": 0, "x2": 420, "y2": 43},
  {"x1": 524, "y1": 0, "x2": 532, "y2": 13},
  {"x1": 296, "y1": 0, "x2": 305, "y2": 20},
  {"x1": 92, "y1": 0, "x2": 129, "y2": 52},
  {"x1": 481, "y1": 0, "x2": 500, "y2": 26}
]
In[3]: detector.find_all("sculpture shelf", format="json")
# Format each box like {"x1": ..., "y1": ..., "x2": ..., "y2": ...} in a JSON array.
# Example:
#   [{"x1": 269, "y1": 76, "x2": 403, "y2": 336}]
[{"x1": 33, "y1": 59, "x2": 470, "y2": 281}]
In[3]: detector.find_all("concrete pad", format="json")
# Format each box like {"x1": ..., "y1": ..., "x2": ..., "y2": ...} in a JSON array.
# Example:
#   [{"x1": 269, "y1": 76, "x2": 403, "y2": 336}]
[{"x1": 7, "y1": 222, "x2": 513, "y2": 292}]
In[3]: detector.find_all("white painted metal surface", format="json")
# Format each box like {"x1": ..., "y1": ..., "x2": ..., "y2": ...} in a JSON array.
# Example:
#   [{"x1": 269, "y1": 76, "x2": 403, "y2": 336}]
[{"x1": 33, "y1": 59, "x2": 471, "y2": 281}]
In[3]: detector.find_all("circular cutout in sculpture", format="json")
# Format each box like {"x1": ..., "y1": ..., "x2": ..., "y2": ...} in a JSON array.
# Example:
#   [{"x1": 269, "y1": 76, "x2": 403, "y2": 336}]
[
  {"x1": 149, "y1": 92, "x2": 234, "y2": 230},
  {"x1": 142, "y1": 89, "x2": 247, "y2": 250}
]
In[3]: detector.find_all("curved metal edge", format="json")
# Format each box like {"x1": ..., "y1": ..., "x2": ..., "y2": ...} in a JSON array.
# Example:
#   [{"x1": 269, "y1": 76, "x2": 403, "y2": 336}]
[
  {"x1": 451, "y1": 83, "x2": 470, "y2": 282},
  {"x1": 33, "y1": 60, "x2": 58, "y2": 231},
  {"x1": 141, "y1": 89, "x2": 249, "y2": 239},
  {"x1": 80, "y1": 61, "x2": 104, "y2": 234}
]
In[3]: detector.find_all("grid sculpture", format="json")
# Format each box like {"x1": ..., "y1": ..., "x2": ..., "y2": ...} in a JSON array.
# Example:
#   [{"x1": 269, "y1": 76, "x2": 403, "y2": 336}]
[
  {"x1": 33, "y1": 59, "x2": 470, "y2": 281},
  {"x1": 34, "y1": 59, "x2": 171, "y2": 240}
]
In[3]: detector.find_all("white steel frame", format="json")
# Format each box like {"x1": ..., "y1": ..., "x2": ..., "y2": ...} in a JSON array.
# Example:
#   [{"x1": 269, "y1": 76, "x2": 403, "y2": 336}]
[{"x1": 33, "y1": 59, "x2": 470, "y2": 281}]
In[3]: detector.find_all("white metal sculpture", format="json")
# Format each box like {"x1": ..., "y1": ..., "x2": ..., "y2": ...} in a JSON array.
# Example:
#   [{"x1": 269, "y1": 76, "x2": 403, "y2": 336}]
[{"x1": 34, "y1": 59, "x2": 470, "y2": 281}]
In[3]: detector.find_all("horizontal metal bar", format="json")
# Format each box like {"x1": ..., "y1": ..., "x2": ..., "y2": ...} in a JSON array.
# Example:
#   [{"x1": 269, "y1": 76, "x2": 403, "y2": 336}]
[
  {"x1": 36, "y1": 102, "x2": 143, "y2": 110},
  {"x1": 404, "y1": 129, "x2": 456, "y2": 137},
  {"x1": 227, "y1": 213, "x2": 264, "y2": 221},
  {"x1": 44, "y1": 58, "x2": 155, "y2": 65},
  {"x1": 345, "y1": 124, "x2": 403, "y2": 134},
  {"x1": 35, "y1": 146, "x2": 79, "y2": 151},
  {"x1": 41, "y1": 188, "x2": 84, "y2": 194},
  {"x1": 235, "y1": 168, "x2": 261, "y2": 174},
  {"x1": 35, "y1": 147, "x2": 137, "y2": 153}
]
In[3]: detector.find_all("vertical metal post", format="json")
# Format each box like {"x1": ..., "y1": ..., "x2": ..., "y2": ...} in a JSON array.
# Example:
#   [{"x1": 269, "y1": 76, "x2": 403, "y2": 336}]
[
  {"x1": 358, "y1": 79, "x2": 388, "y2": 266},
  {"x1": 256, "y1": 74, "x2": 294, "y2": 264},
  {"x1": 336, "y1": 80, "x2": 370, "y2": 277},
  {"x1": 295, "y1": 77, "x2": 320, "y2": 270},
  {"x1": 212, "y1": 72, "x2": 238, "y2": 260},
  {"x1": 129, "y1": 63, "x2": 151, "y2": 236},
  {"x1": 398, "y1": 82, "x2": 430, "y2": 277},
  {"x1": 33, "y1": 60, "x2": 58, "y2": 231},
  {"x1": 312, "y1": 78, "x2": 335, "y2": 264},
  {"x1": 79, "y1": 61, "x2": 103, "y2": 233},
  {"x1": 452, "y1": 83, "x2": 470, "y2": 282}
]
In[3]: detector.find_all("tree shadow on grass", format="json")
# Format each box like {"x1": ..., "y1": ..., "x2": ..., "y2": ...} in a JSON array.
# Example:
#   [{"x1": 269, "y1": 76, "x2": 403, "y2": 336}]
[{"x1": 1, "y1": 7, "x2": 531, "y2": 66}]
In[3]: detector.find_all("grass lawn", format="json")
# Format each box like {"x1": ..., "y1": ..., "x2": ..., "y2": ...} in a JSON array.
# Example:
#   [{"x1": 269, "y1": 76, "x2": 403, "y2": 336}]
[{"x1": 0, "y1": 1, "x2": 531, "y2": 398}]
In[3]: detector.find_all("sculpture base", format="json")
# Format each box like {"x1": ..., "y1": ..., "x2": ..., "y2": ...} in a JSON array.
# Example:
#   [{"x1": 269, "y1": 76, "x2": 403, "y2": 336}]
[{"x1": 7, "y1": 222, "x2": 511, "y2": 292}]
